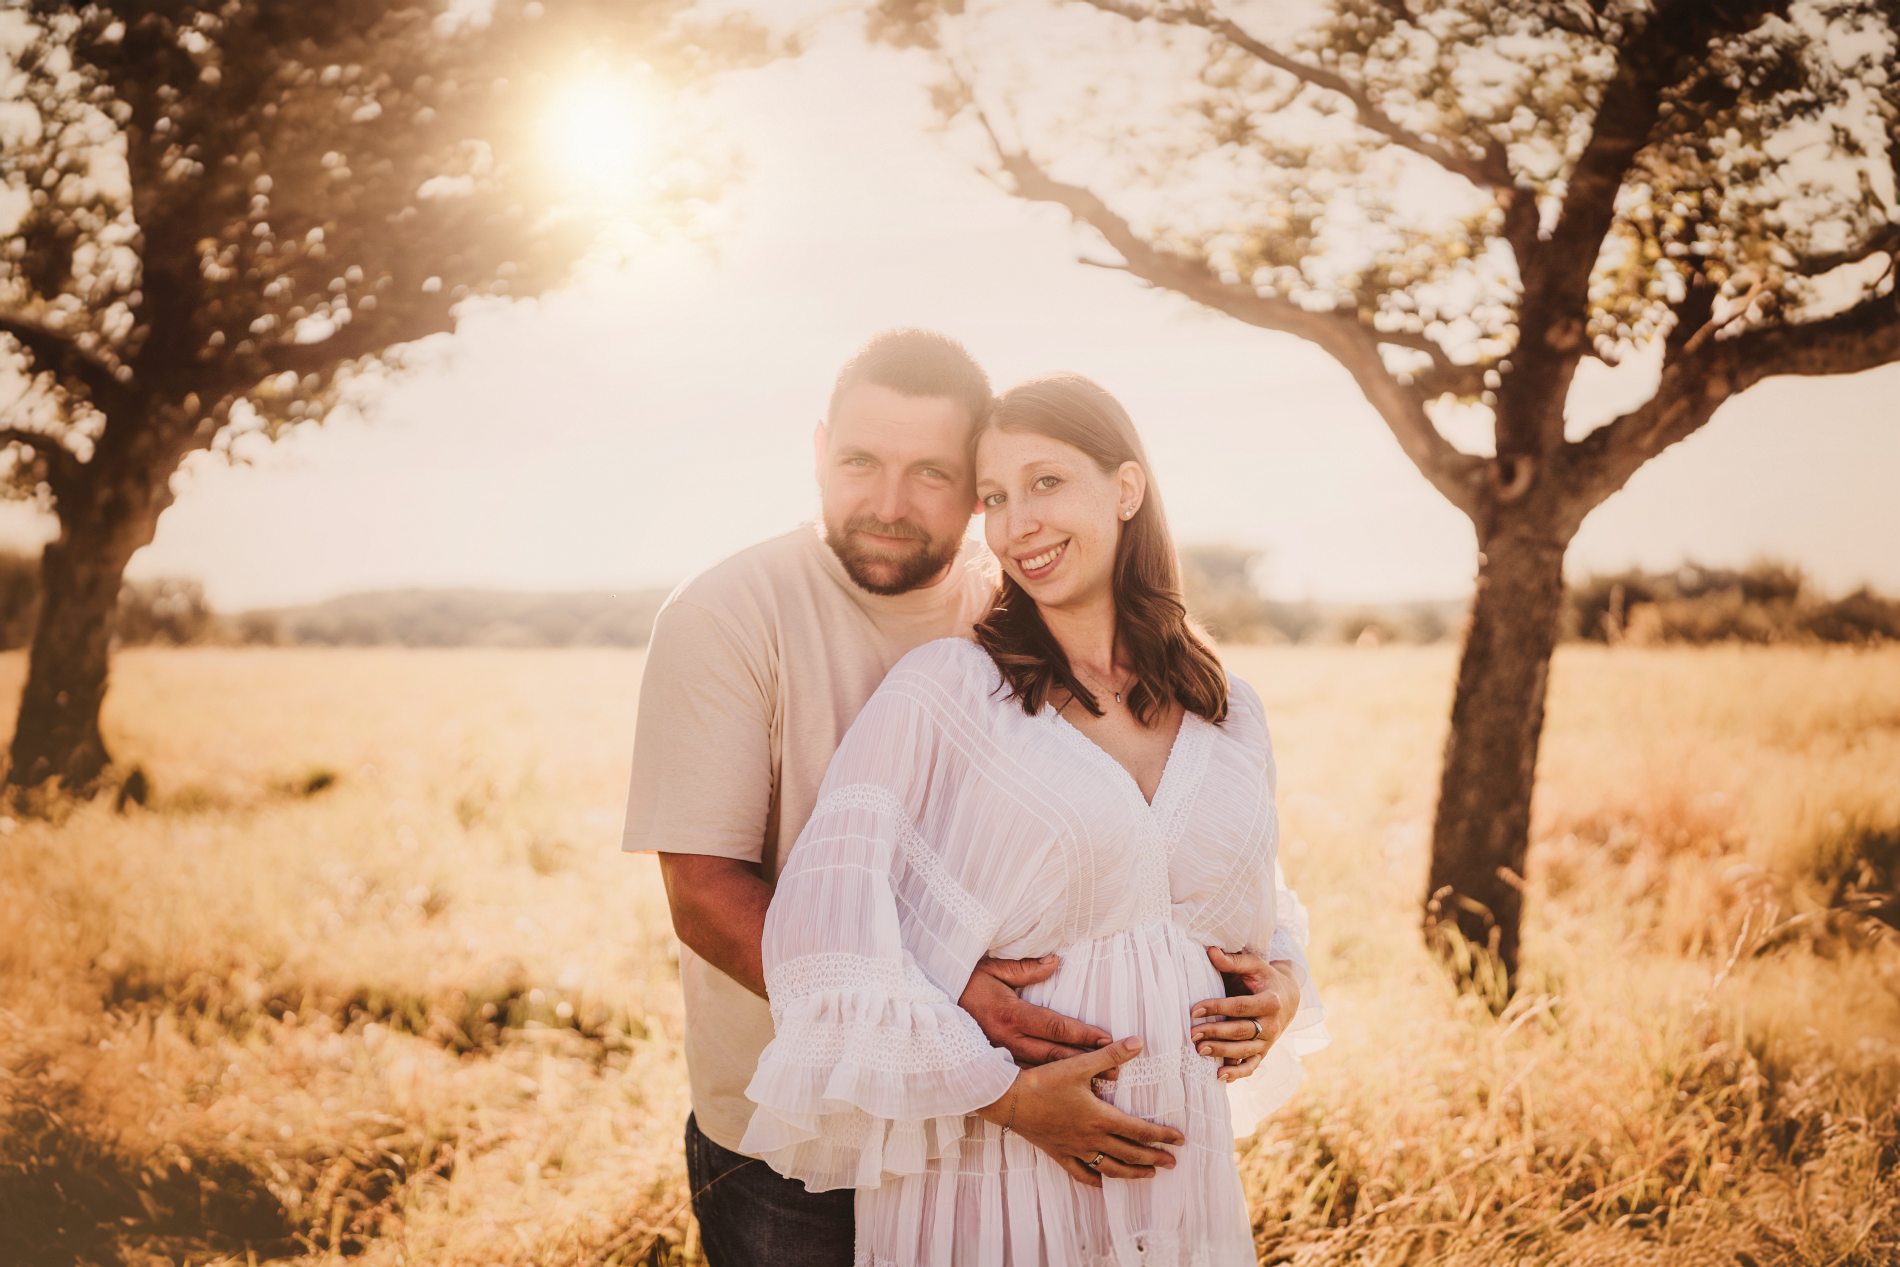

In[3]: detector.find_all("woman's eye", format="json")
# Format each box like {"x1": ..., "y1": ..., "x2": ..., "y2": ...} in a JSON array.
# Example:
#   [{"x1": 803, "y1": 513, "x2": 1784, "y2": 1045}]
[
  {"x1": 1033, "y1": 475, "x2": 1061, "y2": 491},
  {"x1": 981, "y1": 492, "x2": 1004, "y2": 509}
]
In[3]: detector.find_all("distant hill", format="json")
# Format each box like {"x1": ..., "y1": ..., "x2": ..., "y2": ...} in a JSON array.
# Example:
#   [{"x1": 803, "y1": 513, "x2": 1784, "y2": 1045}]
[
  {"x1": 231, "y1": 587, "x2": 674, "y2": 647},
  {"x1": 0, "y1": 548, "x2": 1890, "y2": 651},
  {"x1": 211, "y1": 566, "x2": 1900, "y2": 649},
  {"x1": 1179, "y1": 544, "x2": 1465, "y2": 645}
]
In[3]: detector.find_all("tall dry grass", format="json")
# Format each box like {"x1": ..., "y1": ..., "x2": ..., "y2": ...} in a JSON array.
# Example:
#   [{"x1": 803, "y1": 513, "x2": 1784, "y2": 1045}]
[{"x1": 0, "y1": 644, "x2": 1894, "y2": 1266}]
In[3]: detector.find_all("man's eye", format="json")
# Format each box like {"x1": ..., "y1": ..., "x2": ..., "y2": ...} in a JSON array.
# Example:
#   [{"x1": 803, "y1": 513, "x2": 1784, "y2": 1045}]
[
  {"x1": 843, "y1": 457, "x2": 872, "y2": 468},
  {"x1": 920, "y1": 467, "x2": 949, "y2": 482}
]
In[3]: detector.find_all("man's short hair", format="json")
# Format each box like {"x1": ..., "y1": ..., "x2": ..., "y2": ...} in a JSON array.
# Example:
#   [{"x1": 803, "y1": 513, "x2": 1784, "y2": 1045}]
[{"x1": 826, "y1": 329, "x2": 993, "y2": 426}]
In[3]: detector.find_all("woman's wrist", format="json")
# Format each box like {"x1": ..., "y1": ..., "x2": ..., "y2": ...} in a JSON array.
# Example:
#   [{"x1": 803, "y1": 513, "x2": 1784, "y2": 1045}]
[{"x1": 975, "y1": 1070, "x2": 1024, "y2": 1129}]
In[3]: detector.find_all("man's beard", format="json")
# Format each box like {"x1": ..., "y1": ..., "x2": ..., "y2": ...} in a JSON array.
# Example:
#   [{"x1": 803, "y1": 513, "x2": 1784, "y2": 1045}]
[{"x1": 824, "y1": 515, "x2": 961, "y2": 596}]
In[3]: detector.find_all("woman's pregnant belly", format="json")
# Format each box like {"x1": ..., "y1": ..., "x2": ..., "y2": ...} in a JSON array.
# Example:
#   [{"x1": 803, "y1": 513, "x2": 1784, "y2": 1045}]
[{"x1": 1011, "y1": 916, "x2": 1230, "y2": 1120}]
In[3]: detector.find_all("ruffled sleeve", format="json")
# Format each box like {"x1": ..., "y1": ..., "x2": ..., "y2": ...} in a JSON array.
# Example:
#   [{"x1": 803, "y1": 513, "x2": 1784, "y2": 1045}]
[
  {"x1": 741, "y1": 641, "x2": 1021, "y2": 1192},
  {"x1": 1226, "y1": 678, "x2": 1331, "y2": 1139}
]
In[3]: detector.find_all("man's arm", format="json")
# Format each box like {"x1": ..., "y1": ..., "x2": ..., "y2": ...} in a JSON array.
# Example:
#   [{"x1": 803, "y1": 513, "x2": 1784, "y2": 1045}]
[
  {"x1": 657, "y1": 853, "x2": 774, "y2": 999},
  {"x1": 959, "y1": 955, "x2": 1112, "y2": 1064},
  {"x1": 623, "y1": 598, "x2": 778, "y2": 994},
  {"x1": 658, "y1": 852, "x2": 1117, "y2": 1038}
]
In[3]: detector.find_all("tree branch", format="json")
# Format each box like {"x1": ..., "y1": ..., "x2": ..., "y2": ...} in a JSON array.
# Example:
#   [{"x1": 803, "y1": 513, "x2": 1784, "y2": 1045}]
[
  {"x1": 1504, "y1": 30, "x2": 1672, "y2": 448},
  {"x1": 1566, "y1": 295, "x2": 1900, "y2": 516},
  {"x1": 985, "y1": 129, "x2": 1485, "y2": 518},
  {"x1": 1722, "y1": 298, "x2": 1900, "y2": 386},
  {"x1": 1077, "y1": 0, "x2": 1541, "y2": 353},
  {"x1": 0, "y1": 314, "x2": 131, "y2": 415},
  {"x1": 1542, "y1": 2, "x2": 1607, "y2": 42},
  {"x1": 260, "y1": 294, "x2": 460, "y2": 381},
  {"x1": 0, "y1": 426, "x2": 86, "y2": 504},
  {"x1": 1504, "y1": 0, "x2": 1790, "y2": 455},
  {"x1": 1076, "y1": 0, "x2": 1514, "y2": 191},
  {"x1": 1373, "y1": 325, "x2": 1487, "y2": 397},
  {"x1": 1790, "y1": 223, "x2": 1900, "y2": 279}
]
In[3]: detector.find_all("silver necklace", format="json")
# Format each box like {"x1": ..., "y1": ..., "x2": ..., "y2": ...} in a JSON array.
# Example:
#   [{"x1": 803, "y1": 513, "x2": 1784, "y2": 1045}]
[{"x1": 1073, "y1": 665, "x2": 1134, "y2": 707}]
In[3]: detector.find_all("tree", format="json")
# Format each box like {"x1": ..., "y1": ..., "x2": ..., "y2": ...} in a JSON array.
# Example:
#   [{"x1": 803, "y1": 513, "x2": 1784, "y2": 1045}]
[
  {"x1": 1179, "y1": 541, "x2": 1278, "y2": 640},
  {"x1": 874, "y1": 0, "x2": 1900, "y2": 990},
  {"x1": 0, "y1": 0, "x2": 742, "y2": 795}
]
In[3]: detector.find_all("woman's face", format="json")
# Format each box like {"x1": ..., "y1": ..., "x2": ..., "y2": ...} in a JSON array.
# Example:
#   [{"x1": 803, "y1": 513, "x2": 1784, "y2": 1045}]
[{"x1": 975, "y1": 426, "x2": 1143, "y2": 614}]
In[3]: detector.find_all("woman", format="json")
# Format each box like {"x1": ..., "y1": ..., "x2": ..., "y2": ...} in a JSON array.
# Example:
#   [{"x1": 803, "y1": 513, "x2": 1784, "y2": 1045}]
[{"x1": 741, "y1": 373, "x2": 1328, "y2": 1265}]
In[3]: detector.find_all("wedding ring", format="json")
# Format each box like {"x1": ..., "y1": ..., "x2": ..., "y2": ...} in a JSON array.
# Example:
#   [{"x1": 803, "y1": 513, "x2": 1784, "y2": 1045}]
[
  {"x1": 1085, "y1": 1151, "x2": 1106, "y2": 1169},
  {"x1": 1248, "y1": 1017, "x2": 1263, "y2": 1041}
]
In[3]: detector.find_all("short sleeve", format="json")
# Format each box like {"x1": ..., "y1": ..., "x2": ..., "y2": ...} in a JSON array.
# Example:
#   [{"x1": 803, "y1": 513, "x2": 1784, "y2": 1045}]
[
  {"x1": 1227, "y1": 677, "x2": 1330, "y2": 1137},
  {"x1": 741, "y1": 642, "x2": 1021, "y2": 1191},
  {"x1": 621, "y1": 599, "x2": 774, "y2": 862}
]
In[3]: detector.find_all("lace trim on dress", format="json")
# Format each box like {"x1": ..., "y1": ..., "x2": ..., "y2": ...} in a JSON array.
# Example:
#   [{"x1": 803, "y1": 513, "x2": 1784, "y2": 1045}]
[
  {"x1": 1091, "y1": 1043, "x2": 1221, "y2": 1094},
  {"x1": 766, "y1": 951, "x2": 935, "y2": 1005},
  {"x1": 1039, "y1": 712, "x2": 1218, "y2": 924},
  {"x1": 773, "y1": 1007, "x2": 1003, "y2": 1074},
  {"x1": 811, "y1": 783, "x2": 998, "y2": 941},
  {"x1": 764, "y1": 954, "x2": 999, "y2": 1074},
  {"x1": 1154, "y1": 718, "x2": 1214, "y2": 857},
  {"x1": 1131, "y1": 845, "x2": 1171, "y2": 922}
]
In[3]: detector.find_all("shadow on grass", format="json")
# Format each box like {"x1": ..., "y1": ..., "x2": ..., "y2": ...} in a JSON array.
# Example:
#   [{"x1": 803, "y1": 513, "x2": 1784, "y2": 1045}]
[
  {"x1": 0, "y1": 1092, "x2": 463, "y2": 1267},
  {"x1": 98, "y1": 963, "x2": 651, "y2": 1062},
  {"x1": 0, "y1": 1100, "x2": 298, "y2": 1267}
]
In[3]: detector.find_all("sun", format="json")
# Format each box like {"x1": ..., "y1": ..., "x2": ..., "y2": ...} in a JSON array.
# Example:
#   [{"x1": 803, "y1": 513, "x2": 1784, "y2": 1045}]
[{"x1": 540, "y1": 69, "x2": 659, "y2": 211}]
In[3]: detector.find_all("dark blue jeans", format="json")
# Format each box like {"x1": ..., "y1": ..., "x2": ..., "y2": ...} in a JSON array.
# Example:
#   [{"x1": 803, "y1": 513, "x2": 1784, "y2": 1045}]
[{"x1": 684, "y1": 1112, "x2": 854, "y2": 1267}]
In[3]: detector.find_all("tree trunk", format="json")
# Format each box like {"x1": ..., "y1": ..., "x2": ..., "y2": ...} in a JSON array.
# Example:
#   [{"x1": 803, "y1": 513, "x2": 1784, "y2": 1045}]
[
  {"x1": 7, "y1": 469, "x2": 169, "y2": 795},
  {"x1": 1424, "y1": 510, "x2": 1571, "y2": 996}
]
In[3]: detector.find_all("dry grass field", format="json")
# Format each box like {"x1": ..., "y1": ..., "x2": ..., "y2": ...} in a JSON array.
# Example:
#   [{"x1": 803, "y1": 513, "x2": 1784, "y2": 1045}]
[{"x1": 1, "y1": 644, "x2": 1896, "y2": 1267}]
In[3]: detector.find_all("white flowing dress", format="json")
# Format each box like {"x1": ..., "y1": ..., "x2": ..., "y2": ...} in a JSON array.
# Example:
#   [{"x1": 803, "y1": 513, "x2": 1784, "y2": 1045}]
[{"x1": 741, "y1": 637, "x2": 1329, "y2": 1267}]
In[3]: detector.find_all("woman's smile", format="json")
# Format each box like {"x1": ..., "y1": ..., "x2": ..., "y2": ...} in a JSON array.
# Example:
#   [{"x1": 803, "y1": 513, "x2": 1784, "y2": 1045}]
[{"x1": 1016, "y1": 540, "x2": 1069, "y2": 581}]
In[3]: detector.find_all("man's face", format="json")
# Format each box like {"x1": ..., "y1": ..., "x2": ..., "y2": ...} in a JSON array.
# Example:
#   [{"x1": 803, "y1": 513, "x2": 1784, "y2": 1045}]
[{"x1": 816, "y1": 382, "x2": 979, "y2": 596}]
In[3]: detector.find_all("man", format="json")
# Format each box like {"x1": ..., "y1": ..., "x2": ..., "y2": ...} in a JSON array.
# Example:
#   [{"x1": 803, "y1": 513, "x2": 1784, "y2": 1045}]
[{"x1": 622, "y1": 330, "x2": 1301, "y2": 1265}]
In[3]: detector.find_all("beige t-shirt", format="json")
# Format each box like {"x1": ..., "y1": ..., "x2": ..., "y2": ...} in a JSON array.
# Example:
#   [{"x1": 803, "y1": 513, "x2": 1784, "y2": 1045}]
[{"x1": 622, "y1": 522, "x2": 998, "y2": 1152}]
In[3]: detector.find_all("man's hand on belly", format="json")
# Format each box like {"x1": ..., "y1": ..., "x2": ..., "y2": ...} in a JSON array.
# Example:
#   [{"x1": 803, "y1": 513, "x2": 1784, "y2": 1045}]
[
  {"x1": 1189, "y1": 946, "x2": 1302, "y2": 1082},
  {"x1": 960, "y1": 954, "x2": 1114, "y2": 1066}
]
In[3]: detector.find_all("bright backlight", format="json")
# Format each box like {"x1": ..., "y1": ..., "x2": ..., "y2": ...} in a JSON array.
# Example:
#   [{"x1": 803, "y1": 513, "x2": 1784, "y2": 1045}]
[{"x1": 541, "y1": 70, "x2": 658, "y2": 209}]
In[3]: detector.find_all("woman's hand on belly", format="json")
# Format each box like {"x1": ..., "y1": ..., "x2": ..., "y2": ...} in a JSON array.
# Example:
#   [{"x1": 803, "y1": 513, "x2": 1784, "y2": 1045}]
[
  {"x1": 1189, "y1": 945, "x2": 1301, "y2": 1081},
  {"x1": 974, "y1": 1037, "x2": 1186, "y2": 1188}
]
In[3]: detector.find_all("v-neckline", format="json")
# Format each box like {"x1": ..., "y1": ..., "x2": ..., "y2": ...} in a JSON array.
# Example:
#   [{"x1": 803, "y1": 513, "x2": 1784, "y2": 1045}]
[{"x1": 1047, "y1": 702, "x2": 1197, "y2": 811}]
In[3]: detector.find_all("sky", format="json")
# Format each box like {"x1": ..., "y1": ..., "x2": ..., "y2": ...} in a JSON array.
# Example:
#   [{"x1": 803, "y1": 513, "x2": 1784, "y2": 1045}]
[{"x1": 3, "y1": 7, "x2": 1896, "y2": 611}]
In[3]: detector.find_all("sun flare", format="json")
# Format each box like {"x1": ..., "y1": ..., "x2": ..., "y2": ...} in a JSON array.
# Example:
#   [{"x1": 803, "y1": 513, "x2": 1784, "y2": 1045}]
[{"x1": 540, "y1": 69, "x2": 659, "y2": 210}]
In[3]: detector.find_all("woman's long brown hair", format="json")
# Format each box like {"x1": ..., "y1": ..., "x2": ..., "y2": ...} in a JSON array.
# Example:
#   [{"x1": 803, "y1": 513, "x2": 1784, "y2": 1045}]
[{"x1": 972, "y1": 373, "x2": 1228, "y2": 726}]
